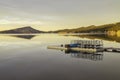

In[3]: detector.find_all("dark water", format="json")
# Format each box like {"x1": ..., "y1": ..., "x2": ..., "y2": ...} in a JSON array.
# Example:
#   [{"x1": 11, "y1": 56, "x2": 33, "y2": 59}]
[{"x1": 0, "y1": 34, "x2": 120, "y2": 80}]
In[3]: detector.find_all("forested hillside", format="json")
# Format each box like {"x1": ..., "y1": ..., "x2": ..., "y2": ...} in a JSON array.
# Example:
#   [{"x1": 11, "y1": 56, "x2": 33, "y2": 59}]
[{"x1": 53, "y1": 22, "x2": 120, "y2": 33}]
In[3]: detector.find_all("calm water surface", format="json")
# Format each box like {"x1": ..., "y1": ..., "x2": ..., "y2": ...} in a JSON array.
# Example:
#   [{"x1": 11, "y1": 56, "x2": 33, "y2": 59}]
[{"x1": 0, "y1": 34, "x2": 120, "y2": 80}]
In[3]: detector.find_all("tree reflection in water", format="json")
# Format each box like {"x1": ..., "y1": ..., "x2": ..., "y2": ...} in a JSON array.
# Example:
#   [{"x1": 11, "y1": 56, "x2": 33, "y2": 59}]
[{"x1": 73, "y1": 34, "x2": 120, "y2": 43}]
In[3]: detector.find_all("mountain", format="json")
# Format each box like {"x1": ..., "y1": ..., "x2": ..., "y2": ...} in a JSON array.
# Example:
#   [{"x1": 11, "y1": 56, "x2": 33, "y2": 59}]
[
  {"x1": 52, "y1": 22, "x2": 120, "y2": 33},
  {"x1": 0, "y1": 22, "x2": 120, "y2": 34},
  {"x1": 0, "y1": 26, "x2": 44, "y2": 34}
]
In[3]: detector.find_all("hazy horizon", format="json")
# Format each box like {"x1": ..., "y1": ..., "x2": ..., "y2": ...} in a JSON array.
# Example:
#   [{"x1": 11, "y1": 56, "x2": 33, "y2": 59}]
[{"x1": 0, "y1": 0, "x2": 120, "y2": 31}]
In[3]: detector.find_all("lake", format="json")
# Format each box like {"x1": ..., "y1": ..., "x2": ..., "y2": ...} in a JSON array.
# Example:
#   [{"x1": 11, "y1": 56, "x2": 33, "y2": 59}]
[{"x1": 0, "y1": 34, "x2": 120, "y2": 80}]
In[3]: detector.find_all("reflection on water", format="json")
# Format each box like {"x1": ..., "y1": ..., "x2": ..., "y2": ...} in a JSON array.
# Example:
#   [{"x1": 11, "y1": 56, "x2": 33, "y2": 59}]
[
  {"x1": 0, "y1": 34, "x2": 120, "y2": 80},
  {"x1": 64, "y1": 50, "x2": 103, "y2": 61},
  {"x1": 117, "y1": 31, "x2": 120, "y2": 37},
  {"x1": 107, "y1": 30, "x2": 120, "y2": 37},
  {"x1": 12, "y1": 35, "x2": 36, "y2": 39},
  {"x1": 74, "y1": 34, "x2": 120, "y2": 43}
]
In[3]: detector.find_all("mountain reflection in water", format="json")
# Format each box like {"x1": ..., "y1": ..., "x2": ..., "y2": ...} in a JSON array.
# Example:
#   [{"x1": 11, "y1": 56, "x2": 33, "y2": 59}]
[{"x1": 11, "y1": 35, "x2": 36, "y2": 39}]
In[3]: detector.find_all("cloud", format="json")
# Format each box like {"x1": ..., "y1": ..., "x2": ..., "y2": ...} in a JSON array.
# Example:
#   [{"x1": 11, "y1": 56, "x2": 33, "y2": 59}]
[
  {"x1": 0, "y1": 19, "x2": 43, "y2": 25},
  {"x1": 0, "y1": 0, "x2": 120, "y2": 30}
]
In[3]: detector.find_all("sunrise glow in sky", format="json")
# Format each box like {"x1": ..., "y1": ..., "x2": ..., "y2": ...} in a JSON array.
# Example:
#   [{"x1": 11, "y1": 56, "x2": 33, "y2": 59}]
[{"x1": 0, "y1": 0, "x2": 120, "y2": 31}]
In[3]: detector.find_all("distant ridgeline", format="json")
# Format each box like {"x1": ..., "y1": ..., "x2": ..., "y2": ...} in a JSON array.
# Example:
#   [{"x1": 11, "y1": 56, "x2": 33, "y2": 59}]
[
  {"x1": 0, "y1": 22, "x2": 120, "y2": 35},
  {"x1": 0, "y1": 26, "x2": 44, "y2": 34},
  {"x1": 53, "y1": 22, "x2": 120, "y2": 36}
]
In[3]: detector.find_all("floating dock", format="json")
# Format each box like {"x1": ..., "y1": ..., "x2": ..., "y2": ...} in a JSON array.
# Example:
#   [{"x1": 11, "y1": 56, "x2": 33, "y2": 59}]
[
  {"x1": 47, "y1": 46, "x2": 97, "y2": 53},
  {"x1": 48, "y1": 40, "x2": 103, "y2": 53},
  {"x1": 47, "y1": 40, "x2": 120, "y2": 53},
  {"x1": 47, "y1": 46, "x2": 68, "y2": 50}
]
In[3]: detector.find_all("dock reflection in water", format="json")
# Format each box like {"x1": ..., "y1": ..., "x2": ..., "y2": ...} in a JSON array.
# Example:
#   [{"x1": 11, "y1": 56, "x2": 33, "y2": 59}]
[{"x1": 64, "y1": 50, "x2": 103, "y2": 61}]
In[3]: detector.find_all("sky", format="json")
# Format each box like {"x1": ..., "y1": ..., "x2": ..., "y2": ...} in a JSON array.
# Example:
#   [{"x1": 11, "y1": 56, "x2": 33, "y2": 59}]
[{"x1": 0, "y1": 0, "x2": 120, "y2": 31}]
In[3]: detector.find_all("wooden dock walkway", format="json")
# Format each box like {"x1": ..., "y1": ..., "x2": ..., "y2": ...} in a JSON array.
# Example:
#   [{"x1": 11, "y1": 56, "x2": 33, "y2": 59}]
[
  {"x1": 47, "y1": 46, "x2": 97, "y2": 53},
  {"x1": 47, "y1": 46, "x2": 120, "y2": 53},
  {"x1": 104, "y1": 47, "x2": 120, "y2": 52}
]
